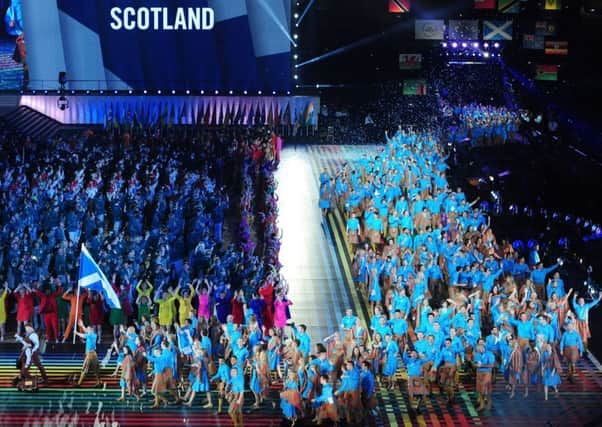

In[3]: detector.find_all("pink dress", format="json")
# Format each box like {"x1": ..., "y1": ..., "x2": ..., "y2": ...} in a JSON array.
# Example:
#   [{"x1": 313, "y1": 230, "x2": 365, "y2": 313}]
[
  {"x1": 273, "y1": 299, "x2": 292, "y2": 328},
  {"x1": 198, "y1": 293, "x2": 210, "y2": 320}
]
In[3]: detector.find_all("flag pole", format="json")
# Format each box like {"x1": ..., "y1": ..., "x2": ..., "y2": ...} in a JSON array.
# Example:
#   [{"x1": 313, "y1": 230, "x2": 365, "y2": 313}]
[
  {"x1": 73, "y1": 278, "x2": 80, "y2": 345},
  {"x1": 73, "y1": 244, "x2": 83, "y2": 344}
]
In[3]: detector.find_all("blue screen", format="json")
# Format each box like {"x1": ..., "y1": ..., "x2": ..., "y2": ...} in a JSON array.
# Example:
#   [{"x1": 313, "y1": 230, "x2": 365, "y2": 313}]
[{"x1": 1, "y1": 0, "x2": 292, "y2": 91}]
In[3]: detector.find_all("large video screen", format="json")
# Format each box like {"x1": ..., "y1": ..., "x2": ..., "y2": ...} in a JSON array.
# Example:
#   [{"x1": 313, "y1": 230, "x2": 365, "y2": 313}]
[{"x1": 0, "y1": 0, "x2": 292, "y2": 91}]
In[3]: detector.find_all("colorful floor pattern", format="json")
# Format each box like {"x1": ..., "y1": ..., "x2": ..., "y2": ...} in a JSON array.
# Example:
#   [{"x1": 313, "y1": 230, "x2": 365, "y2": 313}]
[{"x1": 0, "y1": 145, "x2": 601, "y2": 427}]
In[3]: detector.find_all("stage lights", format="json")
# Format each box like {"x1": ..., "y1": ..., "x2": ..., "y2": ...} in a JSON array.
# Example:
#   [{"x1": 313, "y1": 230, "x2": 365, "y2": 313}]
[
  {"x1": 472, "y1": 42, "x2": 479, "y2": 48},
  {"x1": 451, "y1": 42, "x2": 458, "y2": 48},
  {"x1": 461, "y1": 42, "x2": 467, "y2": 48},
  {"x1": 494, "y1": 42, "x2": 500, "y2": 48},
  {"x1": 442, "y1": 42, "x2": 448, "y2": 47},
  {"x1": 215, "y1": 90, "x2": 219, "y2": 94},
  {"x1": 229, "y1": 90, "x2": 233, "y2": 94},
  {"x1": 243, "y1": 90, "x2": 248, "y2": 95},
  {"x1": 483, "y1": 52, "x2": 490, "y2": 58},
  {"x1": 483, "y1": 42, "x2": 489, "y2": 48},
  {"x1": 185, "y1": 90, "x2": 190, "y2": 95},
  {"x1": 294, "y1": 74, "x2": 299, "y2": 80}
]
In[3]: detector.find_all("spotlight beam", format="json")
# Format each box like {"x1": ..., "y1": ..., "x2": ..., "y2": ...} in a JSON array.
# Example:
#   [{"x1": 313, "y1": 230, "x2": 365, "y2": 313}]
[
  {"x1": 295, "y1": 0, "x2": 315, "y2": 27},
  {"x1": 296, "y1": 21, "x2": 412, "y2": 69},
  {"x1": 256, "y1": 0, "x2": 297, "y2": 47}
]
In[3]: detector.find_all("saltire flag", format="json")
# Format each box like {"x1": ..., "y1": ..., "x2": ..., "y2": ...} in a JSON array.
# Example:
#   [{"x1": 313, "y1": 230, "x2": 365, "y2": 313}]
[
  {"x1": 281, "y1": 102, "x2": 291, "y2": 126},
  {"x1": 535, "y1": 64, "x2": 558, "y2": 81},
  {"x1": 535, "y1": 21, "x2": 557, "y2": 36},
  {"x1": 223, "y1": 102, "x2": 232, "y2": 125},
  {"x1": 104, "y1": 103, "x2": 113, "y2": 130},
  {"x1": 415, "y1": 20, "x2": 445, "y2": 40},
  {"x1": 522, "y1": 34, "x2": 544, "y2": 49},
  {"x1": 79, "y1": 244, "x2": 121, "y2": 309},
  {"x1": 399, "y1": 54, "x2": 422, "y2": 70},
  {"x1": 260, "y1": 102, "x2": 267, "y2": 125},
  {"x1": 233, "y1": 102, "x2": 242, "y2": 125},
  {"x1": 303, "y1": 101, "x2": 315, "y2": 126},
  {"x1": 179, "y1": 102, "x2": 187, "y2": 125},
  {"x1": 448, "y1": 20, "x2": 479, "y2": 40},
  {"x1": 132, "y1": 110, "x2": 139, "y2": 131},
  {"x1": 474, "y1": 0, "x2": 495, "y2": 9},
  {"x1": 498, "y1": 0, "x2": 520, "y2": 14},
  {"x1": 254, "y1": 102, "x2": 262, "y2": 126},
  {"x1": 248, "y1": 103, "x2": 255, "y2": 126},
  {"x1": 403, "y1": 79, "x2": 427, "y2": 95},
  {"x1": 544, "y1": 0, "x2": 561, "y2": 10},
  {"x1": 545, "y1": 40, "x2": 568, "y2": 55},
  {"x1": 483, "y1": 20, "x2": 513, "y2": 40},
  {"x1": 202, "y1": 102, "x2": 210, "y2": 125},
  {"x1": 167, "y1": 104, "x2": 175, "y2": 128},
  {"x1": 267, "y1": 103, "x2": 274, "y2": 127},
  {"x1": 389, "y1": 0, "x2": 410, "y2": 13},
  {"x1": 274, "y1": 102, "x2": 280, "y2": 127}
]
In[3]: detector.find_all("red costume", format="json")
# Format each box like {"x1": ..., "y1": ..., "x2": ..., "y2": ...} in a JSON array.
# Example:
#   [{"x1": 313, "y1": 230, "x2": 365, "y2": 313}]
[
  {"x1": 87, "y1": 294, "x2": 105, "y2": 326},
  {"x1": 15, "y1": 291, "x2": 35, "y2": 323},
  {"x1": 35, "y1": 287, "x2": 62, "y2": 342},
  {"x1": 231, "y1": 297, "x2": 244, "y2": 325},
  {"x1": 259, "y1": 282, "x2": 274, "y2": 330}
]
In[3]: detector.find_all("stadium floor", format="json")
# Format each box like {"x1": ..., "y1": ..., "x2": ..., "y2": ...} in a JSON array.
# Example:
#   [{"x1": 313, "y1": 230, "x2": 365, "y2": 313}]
[{"x1": 0, "y1": 145, "x2": 601, "y2": 427}]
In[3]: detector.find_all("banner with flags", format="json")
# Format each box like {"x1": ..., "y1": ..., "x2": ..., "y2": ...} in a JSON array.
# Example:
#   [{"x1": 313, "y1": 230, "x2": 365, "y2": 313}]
[
  {"x1": 498, "y1": 0, "x2": 520, "y2": 13},
  {"x1": 545, "y1": 40, "x2": 568, "y2": 55},
  {"x1": 544, "y1": 0, "x2": 561, "y2": 10},
  {"x1": 522, "y1": 34, "x2": 544, "y2": 50},
  {"x1": 535, "y1": 64, "x2": 558, "y2": 81},
  {"x1": 399, "y1": 54, "x2": 422, "y2": 70},
  {"x1": 415, "y1": 20, "x2": 445, "y2": 40},
  {"x1": 389, "y1": 0, "x2": 410, "y2": 13},
  {"x1": 79, "y1": 245, "x2": 121, "y2": 309},
  {"x1": 474, "y1": 0, "x2": 496, "y2": 9},
  {"x1": 535, "y1": 21, "x2": 557, "y2": 36},
  {"x1": 483, "y1": 20, "x2": 513, "y2": 40},
  {"x1": 403, "y1": 79, "x2": 427, "y2": 96},
  {"x1": 448, "y1": 20, "x2": 479, "y2": 40}
]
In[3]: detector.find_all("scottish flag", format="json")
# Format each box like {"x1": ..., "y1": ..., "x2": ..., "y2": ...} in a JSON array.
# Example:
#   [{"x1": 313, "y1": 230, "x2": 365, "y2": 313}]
[{"x1": 78, "y1": 244, "x2": 121, "y2": 309}]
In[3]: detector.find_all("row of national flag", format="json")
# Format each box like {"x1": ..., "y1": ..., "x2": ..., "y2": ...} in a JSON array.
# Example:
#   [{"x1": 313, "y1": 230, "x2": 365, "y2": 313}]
[
  {"x1": 390, "y1": 0, "x2": 562, "y2": 13},
  {"x1": 103, "y1": 100, "x2": 319, "y2": 130},
  {"x1": 415, "y1": 19, "x2": 514, "y2": 40}
]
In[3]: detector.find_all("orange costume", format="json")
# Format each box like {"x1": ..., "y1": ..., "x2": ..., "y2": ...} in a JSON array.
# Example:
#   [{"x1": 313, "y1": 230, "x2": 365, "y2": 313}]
[{"x1": 62, "y1": 290, "x2": 88, "y2": 341}]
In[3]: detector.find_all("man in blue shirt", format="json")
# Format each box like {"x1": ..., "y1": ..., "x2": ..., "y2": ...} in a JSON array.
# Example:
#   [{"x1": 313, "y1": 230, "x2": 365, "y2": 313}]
[
  {"x1": 360, "y1": 361, "x2": 377, "y2": 416},
  {"x1": 530, "y1": 262, "x2": 559, "y2": 299},
  {"x1": 74, "y1": 319, "x2": 100, "y2": 387},
  {"x1": 560, "y1": 321, "x2": 584, "y2": 382},
  {"x1": 571, "y1": 291, "x2": 602, "y2": 350},
  {"x1": 474, "y1": 342, "x2": 496, "y2": 411},
  {"x1": 403, "y1": 347, "x2": 428, "y2": 413}
]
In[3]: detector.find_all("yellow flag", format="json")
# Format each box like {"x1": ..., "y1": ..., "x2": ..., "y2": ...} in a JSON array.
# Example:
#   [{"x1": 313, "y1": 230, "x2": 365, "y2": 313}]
[{"x1": 544, "y1": 0, "x2": 560, "y2": 10}]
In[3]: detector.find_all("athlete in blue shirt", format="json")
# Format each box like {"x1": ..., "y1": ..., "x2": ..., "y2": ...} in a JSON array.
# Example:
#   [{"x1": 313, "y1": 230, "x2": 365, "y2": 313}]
[{"x1": 74, "y1": 319, "x2": 100, "y2": 387}]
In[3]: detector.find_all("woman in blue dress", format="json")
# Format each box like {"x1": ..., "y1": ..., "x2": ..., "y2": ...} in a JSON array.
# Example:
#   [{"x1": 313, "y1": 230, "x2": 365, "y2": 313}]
[
  {"x1": 280, "y1": 370, "x2": 302, "y2": 425},
  {"x1": 184, "y1": 348, "x2": 212, "y2": 408},
  {"x1": 541, "y1": 343, "x2": 561, "y2": 401},
  {"x1": 368, "y1": 267, "x2": 382, "y2": 314},
  {"x1": 250, "y1": 345, "x2": 270, "y2": 409},
  {"x1": 267, "y1": 328, "x2": 282, "y2": 379},
  {"x1": 382, "y1": 333, "x2": 400, "y2": 389}
]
